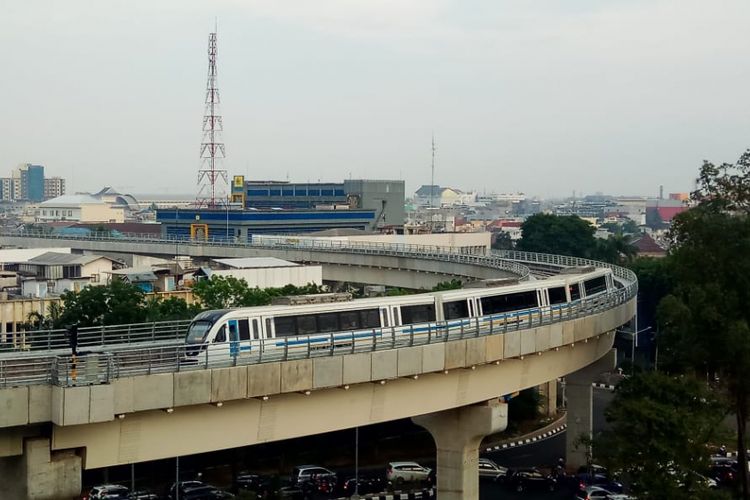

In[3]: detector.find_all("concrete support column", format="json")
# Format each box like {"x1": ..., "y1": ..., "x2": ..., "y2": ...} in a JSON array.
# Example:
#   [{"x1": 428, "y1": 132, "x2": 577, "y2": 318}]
[
  {"x1": 413, "y1": 399, "x2": 508, "y2": 500},
  {"x1": 0, "y1": 437, "x2": 81, "y2": 500},
  {"x1": 538, "y1": 380, "x2": 558, "y2": 418},
  {"x1": 565, "y1": 349, "x2": 616, "y2": 471}
]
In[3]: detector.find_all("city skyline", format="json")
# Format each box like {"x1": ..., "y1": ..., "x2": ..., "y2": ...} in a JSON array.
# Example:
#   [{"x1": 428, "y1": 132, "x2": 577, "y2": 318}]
[{"x1": 2, "y1": 1, "x2": 749, "y2": 198}]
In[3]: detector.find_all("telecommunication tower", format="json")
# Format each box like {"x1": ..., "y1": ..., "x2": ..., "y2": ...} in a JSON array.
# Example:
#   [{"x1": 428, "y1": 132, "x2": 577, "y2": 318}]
[{"x1": 196, "y1": 30, "x2": 228, "y2": 208}]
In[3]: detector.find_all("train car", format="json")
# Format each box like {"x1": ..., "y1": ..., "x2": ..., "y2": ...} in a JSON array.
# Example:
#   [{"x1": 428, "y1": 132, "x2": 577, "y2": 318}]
[
  {"x1": 183, "y1": 293, "x2": 438, "y2": 362},
  {"x1": 183, "y1": 268, "x2": 616, "y2": 363}
]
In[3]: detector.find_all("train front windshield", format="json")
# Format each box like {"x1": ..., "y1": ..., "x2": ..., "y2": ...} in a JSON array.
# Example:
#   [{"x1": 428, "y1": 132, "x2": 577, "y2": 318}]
[{"x1": 186, "y1": 321, "x2": 212, "y2": 344}]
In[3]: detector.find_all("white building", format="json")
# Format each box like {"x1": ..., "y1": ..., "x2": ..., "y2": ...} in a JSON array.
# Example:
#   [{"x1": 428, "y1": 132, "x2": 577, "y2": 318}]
[
  {"x1": 197, "y1": 257, "x2": 323, "y2": 289},
  {"x1": 18, "y1": 252, "x2": 120, "y2": 297},
  {"x1": 34, "y1": 194, "x2": 125, "y2": 223}
]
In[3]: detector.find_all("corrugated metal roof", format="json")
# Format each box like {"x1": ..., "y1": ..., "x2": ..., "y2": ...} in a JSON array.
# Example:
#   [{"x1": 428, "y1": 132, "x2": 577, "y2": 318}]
[
  {"x1": 26, "y1": 252, "x2": 109, "y2": 266},
  {"x1": 0, "y1": 248, "x2": 72, "y2": 264},
  {"x1": 212, "y1": 257, "x2": 298, "y2": 269}
]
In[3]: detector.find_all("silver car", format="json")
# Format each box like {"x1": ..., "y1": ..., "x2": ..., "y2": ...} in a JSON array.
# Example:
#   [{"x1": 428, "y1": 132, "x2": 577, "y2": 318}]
[{"x1": 478, "y1": 458, "x2": 507, "y2": 481}]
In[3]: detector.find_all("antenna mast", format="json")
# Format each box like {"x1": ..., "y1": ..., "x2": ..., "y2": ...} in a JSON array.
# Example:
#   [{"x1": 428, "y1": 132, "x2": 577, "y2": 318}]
[
  {"x1": 196, "y1": 30, "x2": 228, "y2": 208},
  {"x1": 430, "y1": 134, "x2": 436, "y2": 209}
]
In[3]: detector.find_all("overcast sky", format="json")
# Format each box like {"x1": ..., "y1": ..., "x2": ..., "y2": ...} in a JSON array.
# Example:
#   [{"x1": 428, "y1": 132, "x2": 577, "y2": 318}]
[{"x1": 1, "y1": 1, "x2": 749, "y2": 198}]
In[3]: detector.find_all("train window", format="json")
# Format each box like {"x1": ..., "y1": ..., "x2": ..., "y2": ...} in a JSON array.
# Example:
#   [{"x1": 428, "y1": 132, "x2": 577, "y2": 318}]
[
  {"x1": 340, "y1": 311, "x2": 361, "y2": 330},
  {"x1": 317, "y1": 313, "x2": 339, "y2": 333},
  {"x1": 238, "y1": 319, "x2": 251, "y2": 341},
  {"x1": 274, "y1": 316, "x2": 296, "y2": 337},
  {"x1": 252, "y1": 319, "x2": 259, "y2": 339},
  {"x1": 400, "y1": 304, "x2": 436, "y2": 324},
  {"x1": 569, "y1": 284, "x2": 581, "y2": 301},
  {"x1": 297, "y1": 315, "x2": 317, "y2": 335},
  {"x1": 584, "y1": 276, "x2": 607, "y2": 296},
  {"x1": 548, "y1": 287, "x2": 567, "y2": 305},
  {"x1": 215, "y1": 325, "x2": 227, "y2": 343},
  {"x1": 361, "y1": 309, "x2": 381, "y2": 328},
  {"x1": 480, "y1": 291, "x2": 538, "y2": 315},
  {"x1": 443, "y1": 300, "x2": 469, "y2": 320}
]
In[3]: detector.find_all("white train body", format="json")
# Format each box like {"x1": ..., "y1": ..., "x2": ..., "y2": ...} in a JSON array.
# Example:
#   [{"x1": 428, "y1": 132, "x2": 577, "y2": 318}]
[{"x1": 184, "y1": 268, "x2": 616, "y2": 362}]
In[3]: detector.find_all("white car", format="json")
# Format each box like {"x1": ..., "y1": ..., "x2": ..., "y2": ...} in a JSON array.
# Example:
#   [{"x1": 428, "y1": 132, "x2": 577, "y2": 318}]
[
  {"x1": 386, "y1": 461, "x2": 432, "y2": 484},
  {"x1": 85, "y1": 484, "x2": 130, "y2": 500}
]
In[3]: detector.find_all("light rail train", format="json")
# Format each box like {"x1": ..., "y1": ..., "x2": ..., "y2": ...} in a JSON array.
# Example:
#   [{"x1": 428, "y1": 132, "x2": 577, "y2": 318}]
[{"x1": 184, "y1": 268, "x2": 616, "y2": 360}]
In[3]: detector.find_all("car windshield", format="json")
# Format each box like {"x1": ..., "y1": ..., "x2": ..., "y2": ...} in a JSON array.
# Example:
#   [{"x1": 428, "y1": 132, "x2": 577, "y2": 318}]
[{"x1": 186, "y1": 321, "x2": 212, "y2": 344}]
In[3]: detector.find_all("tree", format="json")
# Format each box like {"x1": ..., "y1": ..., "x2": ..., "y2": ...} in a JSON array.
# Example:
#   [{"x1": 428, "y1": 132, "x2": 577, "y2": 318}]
[
  {"x1": 594, "y1": 233, "x2": 638, "y2": 265},
  {"x1": 658, "y1": 149, "x2": 750, "y2": 499},
  {"x1": 517, "y1": 214, "x2": 598, "y2": 258},
  {"x1": 143, "y1": 297, "x2": 202, "y2": 322},
  {"x1": 55, "y1": 280, "x2": 147, "y2": 327},
  {"x1": 192, "y1": 275, "x2": 252, "y2": 309},
  {"x1": 629, "y1": 257, "x2": 673, "y2": 336},
  {"x1": 192, "y1": 276, "x2": 327, "y2": 309},
  {"x1": 491, "y1": 231, "x2": 514, "y2": 250},
  {"x1": 594, "y1": 372, "x2": 728, "y2": 500},
  {"x1": 431, "y1": 279, "x2": 463, "y2": 292}
]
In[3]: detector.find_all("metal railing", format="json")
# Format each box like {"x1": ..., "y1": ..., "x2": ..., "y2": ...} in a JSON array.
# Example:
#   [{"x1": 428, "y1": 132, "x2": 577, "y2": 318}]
[
  {"x1": 0, "y1": 320, "x2": 190, "y2": 353},
  {"x1": 15, "y1": 283, "x2": 634, "y2": 388},
  {"x1": 493, "y1": 249, "x2": 638, "y2": 289}
]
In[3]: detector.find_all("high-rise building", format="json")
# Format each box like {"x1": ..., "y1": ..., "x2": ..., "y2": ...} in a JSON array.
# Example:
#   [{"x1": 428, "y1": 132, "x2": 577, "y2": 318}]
[
  {"x1": 44, "y1": 177, "x2": 66, "y2": 200},
  {"x1": 0, "y1": 178, "x2": 13, "y2": 201},
  {"x1": 12, "y1": 164, "x2": 45, "y2": 202}
]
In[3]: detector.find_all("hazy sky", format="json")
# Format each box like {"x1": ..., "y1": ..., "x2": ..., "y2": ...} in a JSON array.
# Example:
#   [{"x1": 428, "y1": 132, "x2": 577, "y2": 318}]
[{"x1": 2, "y1": 1, "x2": 749, "y2": 198}]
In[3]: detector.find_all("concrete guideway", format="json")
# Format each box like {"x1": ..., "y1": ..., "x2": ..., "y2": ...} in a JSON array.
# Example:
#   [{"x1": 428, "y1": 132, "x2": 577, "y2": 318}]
[
  {"x1": 0, "y1": 234, "x2": 637, "y2": 500},
  {"x1": 0, "y1": 232, "x2": 530, "y2": 290}
]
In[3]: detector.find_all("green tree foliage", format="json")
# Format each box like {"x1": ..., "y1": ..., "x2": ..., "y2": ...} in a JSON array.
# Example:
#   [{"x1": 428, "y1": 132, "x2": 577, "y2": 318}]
[
  {"x1": 594, "y1": 372, "x2": 728, "y2": 500},
  {"x1": 191, "y1": 276, "x2": 325, "y2": 309},
  {"x1": 55, "y1": 280, "x2": 147, "y2": 328},
  {"x1": 594, "y1": 233, "x2": 638, "y2": 266},
  {"x1": 658, "y1": 149, "x2": 750, "y2": 499},
  {"x1": 143, "y1": 297, "x2": 202, "y2": 322},
  {"x1": 431, "y1": 279, "x2": 463, "y2": 292},
  {"x1": 491, "y1": 231, "x2": 514, "y2": 250},
  {"x1": 601, "y1": 219, "x2": 641, "y2": 236},
  {"x1": 508, "y1": 388, "x2": 540, "y2": 425},
  {"x1": 517, "y1": 213, "x2": 637, "y2": 264},
  {"x1": 517, "y1": 214, "x2": 597, "y2": 257},
  {"x1": 629, "y1": 257, "x2": 673, "y2": 332}
]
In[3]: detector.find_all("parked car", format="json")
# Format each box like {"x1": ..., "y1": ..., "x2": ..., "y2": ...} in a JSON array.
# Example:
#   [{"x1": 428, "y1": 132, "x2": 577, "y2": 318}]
[
  {"x1": 576, "y1": 485, "x2": 619, "y2": 500},
  {"x1": 386, "y1": 461, "x2": 432, "y2": 485},
  {"x1": 167, "y1": 481, "x2": 211, "y2": 500},
  {"x1": 84, "y1": 484, "x2": 130, "y2": 500},
  {"x1": 291, "y1": 465, "x2": 337, "y2": 486},
  {"x1": 300, "y1": 472, "x2": 337, "y2": 496},
  {"x1": 128, "y1": 490, "x2": 159, "y2": 500},
  {"x1": 340, "y1": 475, "x2": 386, "y2": 496},
  {"x1": 234, "y1": 473, "x2": 264, "y2": 492},
  {"x1": 249, "y1": 476, "x2": 303, "y2": 499},
  {"x1": 575, "y1": 465, "x2": 624, "y2": 494},
  {"x1": 710, "y1": 462, "x2": 737, "y2": 487},
  {"x1": 505, "y1": 468, "x2": 557, "y2": 493},
  {"x1": 478, "y1": 458, "x2": 508, "y2": 482}
]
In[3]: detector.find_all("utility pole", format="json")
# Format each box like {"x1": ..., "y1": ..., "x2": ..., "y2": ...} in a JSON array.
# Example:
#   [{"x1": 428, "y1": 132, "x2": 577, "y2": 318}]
[{"x1": 196, "y1": 27, "x2": 228, "y2": 208}]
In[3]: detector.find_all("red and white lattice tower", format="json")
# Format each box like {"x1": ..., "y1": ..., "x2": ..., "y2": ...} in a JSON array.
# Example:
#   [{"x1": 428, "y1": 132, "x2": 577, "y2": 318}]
[{"x1": 196, "y1": 31, "x2": 228, "y2": 208}]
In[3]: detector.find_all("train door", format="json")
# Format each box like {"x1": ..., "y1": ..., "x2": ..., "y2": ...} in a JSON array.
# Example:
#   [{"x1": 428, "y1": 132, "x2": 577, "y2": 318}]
[
  {"x1": 467, "y1": 298, "x2": 476, "y2": 318},
  {"x1": 394, "y1": 306, "x2": 403, "y2": 326},
  {"x1": 537, "y1": 288, "x2": 549, "y2": 322},
  {"x1": 227, "y1": 319, "x2": 240, "y2": 357},
  {"x1": 379, "y1": 307, "x2": 391, "y2": 328}
]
